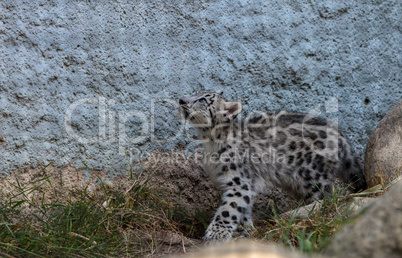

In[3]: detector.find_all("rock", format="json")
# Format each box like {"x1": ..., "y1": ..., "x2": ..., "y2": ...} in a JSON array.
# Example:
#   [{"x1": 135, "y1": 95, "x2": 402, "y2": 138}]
[
  {"x1": 325, "y1": 181, "x2": 402, "y2": 258},
  {"x1": 143, "y1": 231, "x2": 197, "y2": 246},
  {"x1": 181, "y1": 240, "x2": 316, "y2": 258},
  {"x1": 364, "y1": 100, "x2": 402, "y2": 187},
  {"x1": 280, "y1": 200, "x2": 323, "y2": 219},
  {"x1": 346, "y1": 197, "x2": 375, "y2": 214},
  {"x1": 280, "y1": 197, "x2": 375, "y2": 220}
]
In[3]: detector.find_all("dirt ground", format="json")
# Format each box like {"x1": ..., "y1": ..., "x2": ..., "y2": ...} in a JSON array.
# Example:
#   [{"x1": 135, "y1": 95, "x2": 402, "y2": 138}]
[{"x1": 0, "y1": 147, "x2": 300, "y2": 256}]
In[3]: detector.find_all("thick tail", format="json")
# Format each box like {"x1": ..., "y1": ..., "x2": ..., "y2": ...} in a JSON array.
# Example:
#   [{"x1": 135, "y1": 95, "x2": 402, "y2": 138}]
[{"x1": 341, "y1": 156, "x2": 367, "y2": 193}]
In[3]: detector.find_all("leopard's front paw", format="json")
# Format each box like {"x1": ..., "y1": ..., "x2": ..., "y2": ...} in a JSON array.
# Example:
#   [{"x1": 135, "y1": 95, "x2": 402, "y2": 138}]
[{"x1": 203, "y1": 222, "x2": 233, "y2": 244}]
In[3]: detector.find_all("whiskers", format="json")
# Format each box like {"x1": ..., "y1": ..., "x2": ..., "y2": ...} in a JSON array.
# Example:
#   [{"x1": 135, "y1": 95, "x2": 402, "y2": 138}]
[{"x1": 179, "y1": 105, "x2": 191, "y2": 120}]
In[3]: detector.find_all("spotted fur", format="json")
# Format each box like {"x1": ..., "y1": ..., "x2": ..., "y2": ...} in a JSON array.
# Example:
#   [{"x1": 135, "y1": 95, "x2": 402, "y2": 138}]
[{"x1": 179, "y1": 91, "x2": 367, "y2": 243}]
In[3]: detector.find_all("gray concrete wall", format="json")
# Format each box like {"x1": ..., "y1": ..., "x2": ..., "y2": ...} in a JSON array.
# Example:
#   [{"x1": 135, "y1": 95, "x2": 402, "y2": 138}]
[{"x1": 0, "y1": 0, "x2": 401, "y2": 177}]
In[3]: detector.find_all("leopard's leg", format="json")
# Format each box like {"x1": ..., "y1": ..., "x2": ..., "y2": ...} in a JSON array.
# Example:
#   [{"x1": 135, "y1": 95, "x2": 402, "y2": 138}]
[{"x1": 203, "y1": 177, "x2": 255, "y2": 244}]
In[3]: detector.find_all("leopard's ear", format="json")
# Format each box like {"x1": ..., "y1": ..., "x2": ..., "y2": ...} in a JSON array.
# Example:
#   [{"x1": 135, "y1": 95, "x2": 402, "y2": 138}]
[
  {"x1": 223, "y1": 101, "x2": 242, "y2": 117},
  {"x1": 217, "y1": 90, "x2": 223, "y2": 96}
]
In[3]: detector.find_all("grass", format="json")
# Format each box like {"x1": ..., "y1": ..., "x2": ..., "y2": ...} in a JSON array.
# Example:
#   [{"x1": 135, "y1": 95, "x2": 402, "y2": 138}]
[
  {"x1": 253, "y1": 188, "x2": 356, "y2": 254},
  {"x1": 0, "y1": 167, "x2": 206, "y2": 257},
  {"x1": 254, "y1": 175, "x2": 402, "y2": 254},
  {"x1": 1, "y1": 164, "x2": 398, "y2": 257}
]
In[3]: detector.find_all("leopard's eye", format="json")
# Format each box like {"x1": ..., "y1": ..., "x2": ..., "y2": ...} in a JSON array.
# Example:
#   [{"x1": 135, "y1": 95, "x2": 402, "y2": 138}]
[{"x1": 198, "y1": 98, "x2": 208, "y2": 105}]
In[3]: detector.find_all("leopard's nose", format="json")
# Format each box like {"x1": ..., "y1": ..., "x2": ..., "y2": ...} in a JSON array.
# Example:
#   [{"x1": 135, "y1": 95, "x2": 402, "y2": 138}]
[{"x1": 179, "y1": 98, "x2": 187, "y2": 105}]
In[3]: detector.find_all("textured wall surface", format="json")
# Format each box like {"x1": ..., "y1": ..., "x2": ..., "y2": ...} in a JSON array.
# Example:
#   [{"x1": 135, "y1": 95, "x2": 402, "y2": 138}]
[{"x1": 0, "y1": 0, "x2": 401, "y2": 177}]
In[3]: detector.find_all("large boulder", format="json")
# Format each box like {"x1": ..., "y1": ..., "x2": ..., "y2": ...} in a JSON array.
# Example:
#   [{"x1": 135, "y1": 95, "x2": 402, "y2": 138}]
[
  {"x1": 182, "y1": 240, "x2": 315, "y2": 258},
  {"x1": 325, "y1": 181, "x2": 402, "y2": 258},
  {"x1": 364, "y1": 100, "x2": 402, "y2": 187}
]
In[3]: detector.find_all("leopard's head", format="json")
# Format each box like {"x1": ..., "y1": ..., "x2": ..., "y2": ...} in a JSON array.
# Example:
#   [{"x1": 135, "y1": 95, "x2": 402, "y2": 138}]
[{"x1": 179, "y1": 91, "x2": 242, "y2": 129}]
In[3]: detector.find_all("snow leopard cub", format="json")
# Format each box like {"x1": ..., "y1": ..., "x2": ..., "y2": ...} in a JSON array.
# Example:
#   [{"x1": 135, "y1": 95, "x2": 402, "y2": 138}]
[{"x1": 178, "y1": 91, "x2": 366, "y2": 243}]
